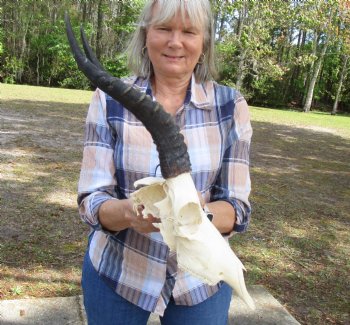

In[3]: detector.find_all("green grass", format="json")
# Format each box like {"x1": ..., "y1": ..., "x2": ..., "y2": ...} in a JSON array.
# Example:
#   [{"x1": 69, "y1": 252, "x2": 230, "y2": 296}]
[
  {"x1": 0, "y1": 83, "x2": 92, "y2": 104},
  {"x1": 250, "y1": 106, "x2": 350, "y2": 139},
  {"x1": 0, "y1": 83, "x2": 349, "y2": 324}
]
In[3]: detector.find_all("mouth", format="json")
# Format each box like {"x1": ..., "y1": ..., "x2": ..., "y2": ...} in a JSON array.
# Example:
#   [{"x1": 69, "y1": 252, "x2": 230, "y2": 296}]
[{"x1": 163, "y1": 54, "x2": 184, "y2": 60}]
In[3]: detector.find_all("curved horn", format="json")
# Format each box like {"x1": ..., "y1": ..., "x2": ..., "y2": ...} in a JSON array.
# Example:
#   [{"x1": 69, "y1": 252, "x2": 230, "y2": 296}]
[
  {"x1": 80, "y1": 26, "x2": 105, "y2": 72},
  {"x1": 65, "y1": 13, "x2": 191, "y2": 179}
]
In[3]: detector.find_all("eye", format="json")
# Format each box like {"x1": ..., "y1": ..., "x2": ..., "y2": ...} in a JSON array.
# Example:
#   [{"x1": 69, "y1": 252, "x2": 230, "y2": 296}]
[
  {"x1": 184, "y1": 28, "x2": 198, "y2": 35},
  {"x1": 156, "y1": 26, "x2": 170, "y2": 31}
]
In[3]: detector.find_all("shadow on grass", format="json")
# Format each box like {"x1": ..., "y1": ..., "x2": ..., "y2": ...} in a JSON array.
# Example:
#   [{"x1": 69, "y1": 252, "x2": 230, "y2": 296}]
[{"x1": 0, "y1": 100, "x2": 89, "y2": 272}]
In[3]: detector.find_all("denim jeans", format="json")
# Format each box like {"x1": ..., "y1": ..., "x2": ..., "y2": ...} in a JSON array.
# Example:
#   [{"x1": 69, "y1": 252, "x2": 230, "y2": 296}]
[{"x1": 82, "y1": 252, "x2": 232, "y2": 325}]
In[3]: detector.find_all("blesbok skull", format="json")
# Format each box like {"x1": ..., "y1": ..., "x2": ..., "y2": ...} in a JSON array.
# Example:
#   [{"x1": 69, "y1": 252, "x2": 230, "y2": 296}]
[{"x1": 65, "y1": 13, "x2": 255, "y2": 309}]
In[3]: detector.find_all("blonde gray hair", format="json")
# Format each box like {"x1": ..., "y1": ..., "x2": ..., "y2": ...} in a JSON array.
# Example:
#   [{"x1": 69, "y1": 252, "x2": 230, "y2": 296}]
[{"x1": 127, "y1": 0, "x2": 217, "y2": 82}]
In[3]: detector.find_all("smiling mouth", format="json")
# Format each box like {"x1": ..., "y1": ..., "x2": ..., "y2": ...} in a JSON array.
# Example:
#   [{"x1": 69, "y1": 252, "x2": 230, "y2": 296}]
[{"x1": 164, "y1": 54, "x2": 184, "y2": 59}]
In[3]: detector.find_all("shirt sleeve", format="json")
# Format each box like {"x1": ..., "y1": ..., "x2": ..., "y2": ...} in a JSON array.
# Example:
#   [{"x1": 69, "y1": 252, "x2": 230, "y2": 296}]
[
  {"x1": 211, "y1": 90, "x2": 253, "y2": 233},
  {"x1": 77, "y1": 88, "x2": 119, "y2": 232}
]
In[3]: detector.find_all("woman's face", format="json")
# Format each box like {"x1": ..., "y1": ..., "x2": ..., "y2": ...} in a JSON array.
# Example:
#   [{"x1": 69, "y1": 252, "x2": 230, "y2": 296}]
[{"x1": 146, "y1": 7, "x2": 204, "y2": 81}]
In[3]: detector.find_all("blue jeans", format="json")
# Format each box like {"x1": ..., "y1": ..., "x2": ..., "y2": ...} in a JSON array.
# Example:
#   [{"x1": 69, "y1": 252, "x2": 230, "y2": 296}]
[{"x1": 82, "y1": 252, "x2": 232, "y2": 325}]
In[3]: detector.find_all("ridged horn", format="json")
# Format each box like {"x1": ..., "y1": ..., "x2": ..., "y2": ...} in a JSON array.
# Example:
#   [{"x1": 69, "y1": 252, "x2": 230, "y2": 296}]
[{"x1": 65, "y1": 13, "x2": 191, "y2": 179}]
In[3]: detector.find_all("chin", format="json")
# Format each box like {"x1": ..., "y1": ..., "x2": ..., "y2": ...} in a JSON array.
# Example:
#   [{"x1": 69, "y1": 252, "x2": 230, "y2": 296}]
[{"x1": 161, "y1": 68, "x2": 188, "y2": 77}]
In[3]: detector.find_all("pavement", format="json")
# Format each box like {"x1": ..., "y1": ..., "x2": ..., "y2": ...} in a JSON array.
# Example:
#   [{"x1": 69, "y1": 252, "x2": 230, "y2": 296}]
[{"x1": 0, "y1": 285, "x2": 300, "y2": 325}]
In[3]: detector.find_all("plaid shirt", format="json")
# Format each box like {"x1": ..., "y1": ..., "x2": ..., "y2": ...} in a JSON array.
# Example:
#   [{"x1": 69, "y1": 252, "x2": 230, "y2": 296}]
[{"x1": 77, "y1": 75, "x2": 252, "y2": 315}]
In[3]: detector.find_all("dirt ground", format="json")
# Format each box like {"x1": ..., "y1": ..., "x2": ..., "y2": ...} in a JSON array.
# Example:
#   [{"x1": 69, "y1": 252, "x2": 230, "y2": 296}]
[{"x1": 0, "y1": 97, "x2": 89, "y2": 299}]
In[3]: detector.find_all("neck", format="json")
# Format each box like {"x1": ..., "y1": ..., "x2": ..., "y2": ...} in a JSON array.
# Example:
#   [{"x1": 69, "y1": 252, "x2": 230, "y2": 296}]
[
  {"x1": 152, "y1": 74, "x2": 191, "y2": 99},
  {"x1": 151, "y1": 74, "x2": 192, "y2": 115}
]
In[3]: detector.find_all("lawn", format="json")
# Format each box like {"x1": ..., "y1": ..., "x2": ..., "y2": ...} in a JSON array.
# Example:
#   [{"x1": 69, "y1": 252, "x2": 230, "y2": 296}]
[{"x1": 0, "y1": 83, "x2": 349, "y2": 324}]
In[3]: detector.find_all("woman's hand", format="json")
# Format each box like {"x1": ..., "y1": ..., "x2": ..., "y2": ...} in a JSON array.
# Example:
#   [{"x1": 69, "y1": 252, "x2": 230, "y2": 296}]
[
  {"x1": 127, "y1": 205, "x2": 161, "y2": 234},
  {"x1": 99, "y1": 199, "x2": 160, "y2": 233}
]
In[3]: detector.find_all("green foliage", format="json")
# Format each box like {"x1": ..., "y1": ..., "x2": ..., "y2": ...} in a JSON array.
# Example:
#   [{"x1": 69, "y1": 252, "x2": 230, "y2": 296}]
[
  {"x1": 2, "y1": 57, "x2": 25, "y2": 84},
  {"x1": 103, "y1": 54, "x2": 129, "y2": 79},
  {"x1": 59, "y1": 70, "x2": 92, "y2": 90},
  {"x1": 10, "y1": 286, "x2": 23, "y2": 295},
  {"x1": 0, "y1": 0, "x2": 349, "y2": 112},
  {"x1": 216, "y1": 42, "x2": 238, "y2": 83}
]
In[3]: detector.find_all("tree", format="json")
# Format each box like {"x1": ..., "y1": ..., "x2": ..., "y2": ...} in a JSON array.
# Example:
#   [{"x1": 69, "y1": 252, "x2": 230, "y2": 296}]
[
  {"x1": 217, "y1": 0, "x2": 285, "y2": 100},
  {"x1": 301, "y1": 0, "x2": 338, "y2": 112},
  {"x1": 332, "y1": 0, "x2": 350, "y2": 114},
  {"x1": 332, "y1": 54, "x2": 349, "y2": 114}
]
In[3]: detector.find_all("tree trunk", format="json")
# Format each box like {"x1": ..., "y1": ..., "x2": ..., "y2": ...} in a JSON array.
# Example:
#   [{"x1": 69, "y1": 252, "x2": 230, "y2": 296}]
[
  {"x1": 36, "y1": 52, "x2": 40, "y2": 85},
  {"x1": 236, "y1": 1, "x2": 247, "y2": 39},
  {"x1": 96, "y1": 0, "x2": 104, "y2": 60},
  {"x1": 302, "y1": 30, "x2": 319, "y2": 107},
  {"x1": 283, "y1": 28, "x2": 303, "y2": 102},
  {"x1": 332, "y1": 55, "x2": 349, "y2": 115},
  {"x1": 236, "y1": 48, "x2": 247, "y2": 91},
  {"x1": 217, "y1": 14, "x2": 226, "y2": 42},
  {"x1": 303, "y1": 37, "x2": 329, "y2": 112},
  {"x1": 82, "y1": 1, "x2": 87, "y2": 23},
  {"x1": 235, "y1": 1, "x2": 249, "y2": 91}
]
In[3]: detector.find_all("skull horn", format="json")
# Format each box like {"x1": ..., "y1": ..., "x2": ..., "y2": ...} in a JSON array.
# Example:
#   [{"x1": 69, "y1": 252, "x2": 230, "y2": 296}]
[
  {"x1": 65, "y1": 13, "x2": 191, "y2": 179},
  {"x1": 80, "y1": 26, "x2": 105, "y2": 72}
]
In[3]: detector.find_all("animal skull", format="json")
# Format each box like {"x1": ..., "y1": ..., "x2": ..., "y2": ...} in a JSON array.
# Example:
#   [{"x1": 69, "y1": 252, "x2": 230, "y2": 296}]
[{"x1": 131, "y1": 173, "x2": 255, "y2": 309}]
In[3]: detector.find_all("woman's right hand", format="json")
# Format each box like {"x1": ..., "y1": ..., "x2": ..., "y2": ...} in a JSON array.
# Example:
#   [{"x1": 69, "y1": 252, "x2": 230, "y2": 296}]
[
  {"x1": 127, "y1": 205, "x2": 160, "y2": 233},
  {"x1": 99, "y1": 198, "x2": 160, "y2": 233}
]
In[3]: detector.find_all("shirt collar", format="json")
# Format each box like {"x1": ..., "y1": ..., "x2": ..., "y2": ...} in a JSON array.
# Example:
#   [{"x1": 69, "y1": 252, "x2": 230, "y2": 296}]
[
  {"x1": 187, "y1": 74, "x2": 213, "y2": 110},
  {"x1": 136, "y1": 74, "x2": 213, "y2": 111}
]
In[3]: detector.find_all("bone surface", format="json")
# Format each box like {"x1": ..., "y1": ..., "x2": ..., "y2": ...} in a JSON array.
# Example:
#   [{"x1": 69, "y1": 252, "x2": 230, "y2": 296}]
[{"x1": 132, "y1": 173, "x2": 255, "y2": 309}]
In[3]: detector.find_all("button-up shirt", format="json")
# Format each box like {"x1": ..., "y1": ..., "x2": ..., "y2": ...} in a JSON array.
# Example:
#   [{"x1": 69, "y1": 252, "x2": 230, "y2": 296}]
[{"x1": 77, "y1": 75, "x2": 252, "y2": 315}]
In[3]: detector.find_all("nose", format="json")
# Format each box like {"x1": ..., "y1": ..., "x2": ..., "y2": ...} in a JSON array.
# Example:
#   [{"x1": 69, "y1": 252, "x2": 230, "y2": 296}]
[{"x1": 168, "y1": 31, "x2": 182, "y2": 48}]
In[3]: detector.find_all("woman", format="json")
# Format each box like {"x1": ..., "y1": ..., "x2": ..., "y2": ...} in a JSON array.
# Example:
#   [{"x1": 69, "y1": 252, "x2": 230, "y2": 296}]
[{"x1": 77, "y1": 0, "x2": 252, "y2": 324}]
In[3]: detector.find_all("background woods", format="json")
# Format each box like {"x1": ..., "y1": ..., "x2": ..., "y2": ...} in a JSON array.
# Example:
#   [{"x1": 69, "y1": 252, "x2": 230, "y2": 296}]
[
  {"x1": 0, "y1": 0, "x2": 144, "y2": 89},
  {"x1": 0, "y1": 0, "x2": 350, "y2": 113}
]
